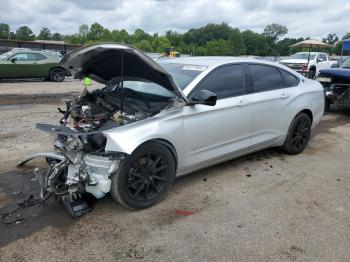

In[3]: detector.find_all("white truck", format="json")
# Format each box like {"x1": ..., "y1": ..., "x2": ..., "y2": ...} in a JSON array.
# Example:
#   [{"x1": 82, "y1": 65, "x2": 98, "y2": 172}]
[{"x1": 280, "y1": 52, "x2": 337, "y2": 78}]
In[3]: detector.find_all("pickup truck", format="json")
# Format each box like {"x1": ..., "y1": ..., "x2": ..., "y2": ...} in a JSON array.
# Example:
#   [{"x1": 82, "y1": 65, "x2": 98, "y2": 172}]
[
  {"x1": 280, "y1": 52, "x2": 337, "y2": 78},
  {"x1": 317, "y1": 57, "x2": 350, "y2": 111}
]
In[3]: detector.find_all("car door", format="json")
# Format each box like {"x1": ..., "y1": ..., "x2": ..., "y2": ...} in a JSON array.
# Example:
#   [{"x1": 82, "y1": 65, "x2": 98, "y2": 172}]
[
  {"x1": 316, "y1": 53, "x2": 328, "y2": 72},
  {"x1": 2, "y1": 53, "x2": 38, "y2": 78},
  {"x1": 182, "y1": 64, "x2": 252, "y2": 171},
  {"x1": 247, "y1": 63, "x2": 300, "y2": 149},
  {"x1": 34, "y1": 53, "x2": 50, "y2": 77}
]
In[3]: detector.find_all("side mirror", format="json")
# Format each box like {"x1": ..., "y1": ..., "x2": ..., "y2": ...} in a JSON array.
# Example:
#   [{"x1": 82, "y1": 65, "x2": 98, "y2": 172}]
[
  {"x1": 331, "y1": 63, "x2": 339, "y2": 68},
  {"x1": 191, "y1": 89, "x2": 217, "y2": 106},
  {"x1": 11, "y1": 58, "x2": 17, "y2": 63},
  {"x1": 317, "y1": 59, "x2": 323, "y2": 63}
]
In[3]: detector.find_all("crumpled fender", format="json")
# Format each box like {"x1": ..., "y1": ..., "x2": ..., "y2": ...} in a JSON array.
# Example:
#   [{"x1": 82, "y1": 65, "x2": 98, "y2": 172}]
[{"x1": 17, "y1": 152, "x2": 65, "y2": 167}]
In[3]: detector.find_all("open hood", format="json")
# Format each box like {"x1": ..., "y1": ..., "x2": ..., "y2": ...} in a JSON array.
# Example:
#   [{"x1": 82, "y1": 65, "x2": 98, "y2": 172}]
[{"x1": 59, "y1": 43, "x2": 186, "y2": 99}]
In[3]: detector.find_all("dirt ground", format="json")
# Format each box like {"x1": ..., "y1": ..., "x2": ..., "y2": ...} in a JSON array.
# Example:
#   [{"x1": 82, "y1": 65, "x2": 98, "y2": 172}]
[{"x1": 1, "y1": 79, "x2": 350, "y2": 261}]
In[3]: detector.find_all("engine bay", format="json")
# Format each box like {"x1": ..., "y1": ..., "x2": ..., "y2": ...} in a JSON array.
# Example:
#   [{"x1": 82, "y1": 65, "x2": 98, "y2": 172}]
[
  {"x1": 17, "y1": 79, "x2": 180, "y2": 217},
  {"x1": 57, "y1": 79, "x2": 176, "y2": 151}
]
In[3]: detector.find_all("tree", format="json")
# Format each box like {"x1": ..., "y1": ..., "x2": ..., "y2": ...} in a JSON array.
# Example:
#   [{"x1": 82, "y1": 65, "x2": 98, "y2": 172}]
[
  {"x1": 134, "y1": 39, "x2": 153, "y2": 52},
  {"x1": 276, "y1": 37, "x2": 305, "y2": 56},
  {"x1": 205, "y1": 39, "x2": 233, "y2": 55},
  {"x1": 322, "y1": 33, "x2": 339, "y2": 45},
  {"x1": 16, "y1": 26, "x2": 35, "y2": 40},
  {"x1": 0, "y1": 23, "x2": 10, "y2": 39},
  {"x1": 242, "y1": 30, "x2": 277, "y2": 56},
  {"x1": 79, "y1": 24, "x2": 89, "y2": 38},
  {"x1": 333, "y1": 32, "x2": 350, "y2": 54},
  {"x1": 151, "y1": 36, "x2": 170, "y2": 52},
  {"x1": 263, "y1": 23, "x2": 288, "y2": 41},
  {"x1": 131, "y1": 28, "x2": 151, "y2": 43},
  {"x1": 51, "y1": 32, "x2": 63, "y2": 41},
  {"x1": 228, "y1": 28, "x2": 246, "y2": 55},
  {"x1": 166, "y1": 30, "x2": 183, "y2": 47},
  {"x1": 88, "y1": 22, "x2": 105, "y2": 41},
  {"x1": 37, "y1": 27, "x2": 51, "y2": 40},
  {"x1": 184, "y1": 23, "x2": 236, "y2": 46}
]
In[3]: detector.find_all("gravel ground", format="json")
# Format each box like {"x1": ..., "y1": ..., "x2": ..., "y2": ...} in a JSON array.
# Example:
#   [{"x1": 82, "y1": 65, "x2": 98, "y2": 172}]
[{"x1": 1, "y1": 80, "x2": 350, "y2": 261}]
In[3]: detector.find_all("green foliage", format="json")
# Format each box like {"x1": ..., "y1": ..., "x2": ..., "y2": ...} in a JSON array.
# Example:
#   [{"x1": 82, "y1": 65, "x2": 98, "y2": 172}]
[
  {"x1": 151, "y1": 36, "x2": 170, "y2": 53},
  {"x1": 242, "y1": 30, "x2": 276, "y2": 56},
  {"x1": 263, "y1": 23, "x2": 288, "y2": 41},
  {"x1": 134, "y1": 39, "x2": 153, "y2": 52},
  {"x1": 51, "y1": 32, "x2": 63, "y2": 41},
  {"x1": 1, "y1": 22, "x2": 349, "y2": 56},
  {"x1": 333, "y1": 32, "x2": 350, "y2": 54},
  {"x1": 0, "y1": 23, "x2": 10, "y2": 39},
  {"x1": 322, "y1": 33, "x2": 339, "y2": 46},
  {"x1": 37, "y1": 27, "x2": 51, "y2": 40},
  {"x1": 16, "y1": 26, "x2": 35, "y2": 41}
]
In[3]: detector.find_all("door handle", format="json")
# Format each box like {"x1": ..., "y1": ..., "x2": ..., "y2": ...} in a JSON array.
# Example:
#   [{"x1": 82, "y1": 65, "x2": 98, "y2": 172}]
[
  {"x1": 237, "y1": 100, "x2": 250, "y2": 107},
  {"x1": 280, "y1": 93, "x2": 290, "y2": 99}
]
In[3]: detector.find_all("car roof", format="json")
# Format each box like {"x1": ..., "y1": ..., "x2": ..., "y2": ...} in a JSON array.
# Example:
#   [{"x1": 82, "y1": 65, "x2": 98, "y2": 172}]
[
  {"x1": 10, "y1": 49, "x2": 58, "y2": 56},
  {"x1": 157, "y1": 56, "x2": 291, "y2": 71},
  {"x1": 158, "y1": 56, "x2": 276, "y2": 67}
]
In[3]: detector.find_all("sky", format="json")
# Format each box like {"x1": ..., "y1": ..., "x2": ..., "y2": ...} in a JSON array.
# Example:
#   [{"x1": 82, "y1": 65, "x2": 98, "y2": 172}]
[{"x1": 0, "y1": 0, "x2": 349, "y2": 39}]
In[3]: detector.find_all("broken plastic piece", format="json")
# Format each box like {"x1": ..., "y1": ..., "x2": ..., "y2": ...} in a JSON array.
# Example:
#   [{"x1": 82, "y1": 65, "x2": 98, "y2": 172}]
[
  {"x1": 175, "y1": 210, "x2": 194, "y2": 216},
  {"x1": 62, "y1": 196, "x2": 91, "y2": 218}
]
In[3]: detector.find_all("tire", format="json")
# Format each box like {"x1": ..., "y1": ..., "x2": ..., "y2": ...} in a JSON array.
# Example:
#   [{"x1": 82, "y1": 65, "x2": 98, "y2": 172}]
[
  {"x1": 49, "y1": 67, "x2": 65, "y2": 82},
  {"x1": 282, "y1": 113, "x2": 311, "y2": 155},
  {"x1": 309, "y1": 68, "x2": 316, "y2": 79},
  {"x1": 110, "y1": 142, "x2": 176, "y2": 210}
]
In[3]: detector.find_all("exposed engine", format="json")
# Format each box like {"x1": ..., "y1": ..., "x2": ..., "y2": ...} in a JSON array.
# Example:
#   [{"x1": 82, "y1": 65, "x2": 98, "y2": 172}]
[{"x1": 19, "y1": 81, "x2": 178, "y2": 217}]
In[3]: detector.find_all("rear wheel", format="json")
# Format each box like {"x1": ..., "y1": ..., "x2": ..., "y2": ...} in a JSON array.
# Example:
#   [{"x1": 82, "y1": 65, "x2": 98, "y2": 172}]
[
  {"x1": 49, "y1": 67, "x2": 65, "y2": 82},
  {"x1": 309, "y1": 68, "x2": 316, "y2": 79},
  {"x1": 282, "y1": 113, "x2": 311, "y2": 155},
  {"x1": 110, "y1": 142, "x2": 176, "y2": 209}
]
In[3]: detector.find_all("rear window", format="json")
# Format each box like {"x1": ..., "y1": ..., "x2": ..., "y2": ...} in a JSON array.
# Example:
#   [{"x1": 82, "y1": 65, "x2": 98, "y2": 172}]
[
  {"x1": 248, "y1": 64, "x2": 283, "y2": 92},
  {"x1": 160, "y1": 63, "x2": 206, "y2": 90},
  {"x1": 35, "y1": 53, "x2": 47, "y2": 60},
  {"x1": 280, "y1": 70, "x2": 300, "y2": 87}
]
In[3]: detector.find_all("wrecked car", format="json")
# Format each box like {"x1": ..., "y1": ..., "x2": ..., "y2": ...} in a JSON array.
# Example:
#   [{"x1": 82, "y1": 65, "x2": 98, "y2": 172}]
[
  {"x1": 317, "y1": 57, "x2": 350, "y2": 111},
  {"x1": 18, "y1": 43, "x2": 324, "y2": 216}
]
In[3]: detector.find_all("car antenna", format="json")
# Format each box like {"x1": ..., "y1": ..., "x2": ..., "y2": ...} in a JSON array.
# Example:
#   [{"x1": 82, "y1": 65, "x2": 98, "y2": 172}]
[{"x1": 120, "y1": 50, "x2": 124, "y2": 114}]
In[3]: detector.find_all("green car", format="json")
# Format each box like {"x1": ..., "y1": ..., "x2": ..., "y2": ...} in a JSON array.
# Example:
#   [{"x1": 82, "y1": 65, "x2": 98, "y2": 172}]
[{"x1": 0, "y1": 49, "x2": 70, "y2": 82}]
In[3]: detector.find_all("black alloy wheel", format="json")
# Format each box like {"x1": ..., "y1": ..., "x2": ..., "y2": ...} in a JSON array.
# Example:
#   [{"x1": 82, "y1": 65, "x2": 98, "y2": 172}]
[
  {"x1": 110, "y1": 142, "x2": 175, "y2": 209},
  {"x1": 282, "y1": 113, "x2": 311, "y2": 154},
  {"x1": 50, "y1": 68, "x2": 65, "y2": 82},
  {"x1": 126, "y1": 153, "x2": 169, "y2": 201}
]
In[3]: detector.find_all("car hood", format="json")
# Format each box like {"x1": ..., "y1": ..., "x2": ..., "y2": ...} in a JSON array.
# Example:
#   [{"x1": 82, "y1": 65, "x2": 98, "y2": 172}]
[
  {"x1": 280, "y1": 59, "x2": 308, "y2": 64},
  {"x1": 319, "y1": 68, "x2": 350, "y2": 79},
  {"x1": 59, "y1": 43, "x2": 186, "y2": 100}
]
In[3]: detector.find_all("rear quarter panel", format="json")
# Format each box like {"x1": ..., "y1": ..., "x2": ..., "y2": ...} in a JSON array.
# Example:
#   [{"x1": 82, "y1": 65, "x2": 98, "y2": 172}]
[{"x1": 277, "y1": 78, "x2": 324, "y2": 145}]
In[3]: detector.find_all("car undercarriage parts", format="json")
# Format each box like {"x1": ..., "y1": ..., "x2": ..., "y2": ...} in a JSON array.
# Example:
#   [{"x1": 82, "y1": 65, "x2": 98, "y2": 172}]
[{"x1": 62, "y1": 195, "x2": 91, "y2": 218}]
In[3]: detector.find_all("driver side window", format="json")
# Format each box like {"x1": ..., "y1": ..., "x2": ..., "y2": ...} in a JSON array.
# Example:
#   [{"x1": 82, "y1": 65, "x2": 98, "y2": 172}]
[
  {"x1": 192, "y1": 64, "x2": 246, "y2": 100},
  {"x1": 10, "y1": 53, "x2": 36, "y2": 61}
]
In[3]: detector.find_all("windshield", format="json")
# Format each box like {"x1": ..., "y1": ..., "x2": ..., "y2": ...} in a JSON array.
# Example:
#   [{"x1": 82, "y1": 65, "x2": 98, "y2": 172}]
[
  {"x1": 291, "y1": 52, "x2": 316, "y2": 60},
  {"x1": 123, "y1": 80, "x2": 175, "y2": 98},
  {"x1": 341, "y1": 58, "x2": 350, "y2": 68},
  {"x1": 106, "y1": 78, "x2": 176, "y2": 99},
  {"x1": 0, "y1": 51, "x2": 14, "y2": 60},
  {"x1": 160, "y1": 63, "x2": 206, "y2": 90}
]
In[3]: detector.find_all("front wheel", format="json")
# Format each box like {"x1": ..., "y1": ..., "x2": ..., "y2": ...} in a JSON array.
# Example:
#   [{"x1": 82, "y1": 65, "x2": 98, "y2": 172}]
[
  {"x1": 49, "y1": 67, "x2": 65, "y2": 82},
  {"x1": 110, "y1": 142, "x2": 176, "y2": 210},
  {"x1": 282, "y1": 113, "x2": 311, "y2": 155}
]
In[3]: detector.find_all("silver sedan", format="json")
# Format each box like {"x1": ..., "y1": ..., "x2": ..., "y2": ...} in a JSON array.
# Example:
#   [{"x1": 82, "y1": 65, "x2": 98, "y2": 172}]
[{"x1": 19, "y1": 44, "x2": 324, "y2": 213}]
